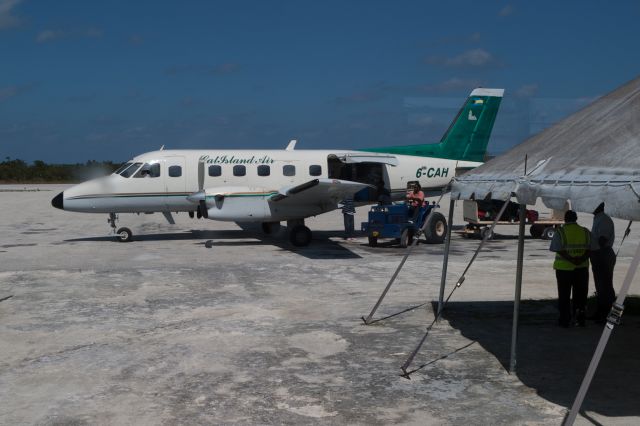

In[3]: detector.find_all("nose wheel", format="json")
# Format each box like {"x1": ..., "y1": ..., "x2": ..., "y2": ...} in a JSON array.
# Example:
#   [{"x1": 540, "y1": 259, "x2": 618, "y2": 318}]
[
  {"x1": 116, "y1": 227, "x2": 133, "y2": 242},
  {"x1": 108, "y1": 213, "x2": 134, "y2": 242}
]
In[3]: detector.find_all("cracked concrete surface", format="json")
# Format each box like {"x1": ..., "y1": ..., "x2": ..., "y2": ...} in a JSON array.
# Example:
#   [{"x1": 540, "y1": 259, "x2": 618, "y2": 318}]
[{"x1": 1, "y1": 185, "x2": 639, "y2": 425}]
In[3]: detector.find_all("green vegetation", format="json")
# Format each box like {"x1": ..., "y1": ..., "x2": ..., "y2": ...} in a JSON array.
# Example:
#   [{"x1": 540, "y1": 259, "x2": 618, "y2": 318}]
[{"x1": 0, "y1": 158, "x2": 123, "y2": 183}]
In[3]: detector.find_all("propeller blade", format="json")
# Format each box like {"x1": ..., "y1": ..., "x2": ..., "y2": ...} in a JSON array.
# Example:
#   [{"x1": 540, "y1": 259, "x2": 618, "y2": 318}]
[
  {"x1": 199, "y1": 200, "x2": 208, "y2": 218},
  {"x1": 198, "y1": 161, "x2": 205, "y2": 191}
]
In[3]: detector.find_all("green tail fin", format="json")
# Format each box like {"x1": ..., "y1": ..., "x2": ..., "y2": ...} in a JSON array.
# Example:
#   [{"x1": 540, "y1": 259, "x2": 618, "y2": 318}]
[{"x1": 362, "y1": 88, "x2": 504, "y2": 162}]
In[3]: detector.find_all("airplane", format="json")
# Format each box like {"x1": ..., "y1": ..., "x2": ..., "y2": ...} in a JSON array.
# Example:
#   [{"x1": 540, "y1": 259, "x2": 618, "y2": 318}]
[{"x1": 51, "y1": 88, "x2": 504, "y2": 246}]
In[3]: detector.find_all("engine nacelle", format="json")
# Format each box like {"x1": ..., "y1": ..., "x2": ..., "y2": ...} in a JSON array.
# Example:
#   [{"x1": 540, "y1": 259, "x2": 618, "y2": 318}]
[{"x1": 207, "y1": 195, "x2": 270, "y2": 221}]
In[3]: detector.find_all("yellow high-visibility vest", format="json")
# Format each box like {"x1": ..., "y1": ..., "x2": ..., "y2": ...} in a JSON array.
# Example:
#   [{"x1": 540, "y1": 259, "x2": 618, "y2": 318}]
[{"x1": 554, "y1": 223, "x2": 591, "y2": 270}]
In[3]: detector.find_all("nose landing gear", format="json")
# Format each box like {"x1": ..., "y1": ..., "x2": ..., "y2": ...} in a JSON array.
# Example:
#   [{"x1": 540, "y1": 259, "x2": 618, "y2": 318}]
[{"x1": 108, "y1": 213, "x2": 133, "y2": 242}]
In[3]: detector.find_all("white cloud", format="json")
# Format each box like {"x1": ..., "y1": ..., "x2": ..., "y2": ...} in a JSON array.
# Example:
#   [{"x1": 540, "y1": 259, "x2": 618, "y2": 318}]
[
  {"x1": 36, "y1": 29, "x2": 64, "y2": 43},
  {"x1": 0, "y1": 83, "x2": 35, "y2": 102},
  {"x1": 0, "y1": 0, "x2": 22, "y2": 30},
  {"x1": 36, "y1": 27, "x2": 103, "y2": 43},
  {"x1": 418, "y1": 77, "x2": 484, "y2": 94},
  {"x1": 165, "y1": 63, "x2": 242, "y2": 76},
  {"x1": 515, "y1": 83, "x2": 538, "y2": 98},
  {"x1": 129, "y1": 34, "x2": 144, "y2": 45},
  {"x1": 499, "y1": 4, "x2": 514, "y2": 17},
  {"x1": 210, "y1": 63, "x2": 240, "y2": 75},
  {"x1": 426, "y1": 48, "x2": 495, "y2": 68}
]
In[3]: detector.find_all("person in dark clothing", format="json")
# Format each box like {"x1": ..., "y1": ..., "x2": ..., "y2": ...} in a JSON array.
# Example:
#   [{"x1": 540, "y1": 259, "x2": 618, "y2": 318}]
[
  {"x1": 549, "y1": 210, "x2": 591, "y2": 327},
  {"x1": 376, "y1": 179, "x2": 392, "y2": 205},
  {"x1": 340, "y1": 197, "x2": 356, "y2": 240},
  {"x1": 589, "y1": 202, "x2": 616, "y2": 322}
]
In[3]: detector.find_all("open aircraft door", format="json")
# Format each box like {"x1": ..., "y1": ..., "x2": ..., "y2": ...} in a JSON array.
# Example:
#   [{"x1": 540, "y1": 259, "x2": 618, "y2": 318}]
[
  {"x1": 327, "y1": 153, "x2": 397, "y2": 202},
  {"x1": 163, "y1": 155, "x2": 187, "y2": 210}
]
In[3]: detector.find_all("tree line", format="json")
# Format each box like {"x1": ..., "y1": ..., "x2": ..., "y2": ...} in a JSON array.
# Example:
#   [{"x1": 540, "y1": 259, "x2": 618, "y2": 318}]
[{"x1": 0, "y1": 158, "x2": 123, "y2": 183}]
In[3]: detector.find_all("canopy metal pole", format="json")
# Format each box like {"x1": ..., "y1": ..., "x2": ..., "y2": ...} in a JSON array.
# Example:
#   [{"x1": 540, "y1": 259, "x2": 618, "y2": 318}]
[
  {"x1": 437, "y1": 198, "x2": 456, "y2": 318},
  {"x1": 564, "y1": 239, "x2": 640, "y2": 425},
  {"x1": 509, "y1": 203, "x2": 526, "y2": 373}
]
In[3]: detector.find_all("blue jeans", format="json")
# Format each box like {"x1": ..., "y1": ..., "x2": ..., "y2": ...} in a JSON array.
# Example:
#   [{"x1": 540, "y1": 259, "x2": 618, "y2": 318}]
[{"x1": 343, "y1": 213, "x2": 354, "y2": 238}]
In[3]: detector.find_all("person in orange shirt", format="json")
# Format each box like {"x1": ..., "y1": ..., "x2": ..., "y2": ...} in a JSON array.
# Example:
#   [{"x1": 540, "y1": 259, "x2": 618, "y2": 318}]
[{"x1": 406, "y1": 182, "x2": 425, "y2": 220}]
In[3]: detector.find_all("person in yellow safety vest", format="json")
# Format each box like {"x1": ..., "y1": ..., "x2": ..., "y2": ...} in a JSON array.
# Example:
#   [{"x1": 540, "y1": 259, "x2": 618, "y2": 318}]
[{"x1": 549, "y1": 210, "x2": 591, "y2": 328}]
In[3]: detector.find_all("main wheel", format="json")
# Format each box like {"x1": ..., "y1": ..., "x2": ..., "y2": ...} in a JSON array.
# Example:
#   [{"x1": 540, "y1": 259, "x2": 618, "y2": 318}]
[
  {"x1": 400, "y1": 229, "x2": 414, "y2": 248},
  {"x1": 529, "y1": 224, "x2": 544, "y2": 238},
  {"x1": 289, "y1": 225, "x2": 312, "y2": 247},
  {"x1": 368, "y1": 236, "x2": 378, "y2": 247},
  {"x1": 116, "y1": 227, "x2": 133, "y2": 243},
  {"x1": 261, "y1": 222, "x2": 281, "y2": 235},
  {"x1": 424, "y1": 212, "x2": 447, "y2": 244},
  {"x1": 542, "y1": 226, "x2": 556, "y2": 240}
]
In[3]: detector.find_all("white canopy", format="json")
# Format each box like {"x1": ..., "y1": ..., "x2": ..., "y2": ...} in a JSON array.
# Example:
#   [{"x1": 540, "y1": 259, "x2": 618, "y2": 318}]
[{"x1": 451, "y1": 76, "x2": 640, "y2": 220}]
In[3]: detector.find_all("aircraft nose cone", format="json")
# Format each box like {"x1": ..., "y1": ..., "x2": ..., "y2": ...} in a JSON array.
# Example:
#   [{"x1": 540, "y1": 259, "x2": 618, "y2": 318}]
[{"x1": 51, "y1": 192, "x2": 64, "y2": 210}]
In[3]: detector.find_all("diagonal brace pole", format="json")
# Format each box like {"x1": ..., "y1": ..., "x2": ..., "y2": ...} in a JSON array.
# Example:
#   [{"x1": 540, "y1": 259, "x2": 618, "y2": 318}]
[
  {"x1": 361, "y1": 193, "x2": 445, "y2": 325},
  {"x1": 564, "y1": 239, "x2": 640, "y2": 425},
  {"x1": 400, "y1": 198, "x2": 511, "y2": 377}
]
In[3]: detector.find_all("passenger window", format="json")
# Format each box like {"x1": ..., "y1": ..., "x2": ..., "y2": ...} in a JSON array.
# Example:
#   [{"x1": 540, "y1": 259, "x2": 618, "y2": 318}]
[
  {"x1": 168, "y1": 165, "x2": 182, "y2": 177},
  {"x1": 233, "y1": 165, "x2": 246, "y2": 176},
  {"x1": 120, "y1": 162, "x2": 142, "y2": 178},
  {"x1": 257, "y1": 165, "x2": 270, "y2": 176},
  {"x1": 309, "y1": 165, "x2": 322, "y2": 176},
  {"x1": 209, "y1": 165, "x2": 222, "y2": 177},
  {"x1": 283, "y1": 165, "x2": 296, "y2": 176}
]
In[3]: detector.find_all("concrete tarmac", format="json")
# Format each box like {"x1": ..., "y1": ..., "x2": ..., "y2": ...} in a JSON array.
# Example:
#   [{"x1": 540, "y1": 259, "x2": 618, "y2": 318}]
[{"x1": 1, "y1": 185, "x2": 640, "y2": 425}]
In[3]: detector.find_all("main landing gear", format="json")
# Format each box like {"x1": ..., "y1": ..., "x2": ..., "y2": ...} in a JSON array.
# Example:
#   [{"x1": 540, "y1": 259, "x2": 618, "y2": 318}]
[
  {"x1": 287, "y1": 219, "x2": 312, "y2": 247},
  {"x1": 108, "y1": 213, "x2": 133, "y2": 243}
]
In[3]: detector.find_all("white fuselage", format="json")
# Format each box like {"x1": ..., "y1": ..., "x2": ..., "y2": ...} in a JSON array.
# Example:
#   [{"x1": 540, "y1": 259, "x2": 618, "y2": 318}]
[{"x1": 59, "y1": 149, "x2": 480, "y2": 222}]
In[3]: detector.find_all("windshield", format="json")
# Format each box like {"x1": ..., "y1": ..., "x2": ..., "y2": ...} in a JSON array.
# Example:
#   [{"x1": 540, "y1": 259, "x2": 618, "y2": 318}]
[
  {"x1": 114, "y1": 162, "x2": 132, "y2": 174},
  {"x1": 119, "y1": 162, "x2": 143, "y2": 178}
]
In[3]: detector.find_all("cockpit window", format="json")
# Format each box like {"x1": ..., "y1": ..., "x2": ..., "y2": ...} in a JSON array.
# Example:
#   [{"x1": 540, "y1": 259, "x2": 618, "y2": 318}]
[
  {"x1": 133, "y1": 162, "x2": 161, "y2": 178},
  {"x1": 119, "y1": 162, "x2": 142, "y2": 178},
  {"x1": 114, "y1": 162, "x2": 132, "y2": 174},
  {"x1": 148, "y1": 163, "x2": 161, "y2": 177}
]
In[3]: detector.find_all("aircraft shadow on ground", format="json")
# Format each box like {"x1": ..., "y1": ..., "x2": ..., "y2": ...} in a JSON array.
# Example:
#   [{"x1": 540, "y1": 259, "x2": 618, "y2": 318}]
[
  {"x1": 64, "y1": 228, "x2": 362, "y2": 260},
  {"x1": 432, "y1": 299, "x2": 640, "y2": 418}
]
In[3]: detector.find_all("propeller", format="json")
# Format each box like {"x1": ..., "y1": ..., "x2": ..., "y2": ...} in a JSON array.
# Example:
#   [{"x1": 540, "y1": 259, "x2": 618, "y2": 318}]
[{"x1": 187, "y1": 161, "x2": 208, "y2": 218}]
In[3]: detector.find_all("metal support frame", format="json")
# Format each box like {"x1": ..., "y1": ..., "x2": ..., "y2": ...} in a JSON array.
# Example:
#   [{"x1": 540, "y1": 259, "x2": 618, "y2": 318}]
[
  {"x1": 361, "y1": 193, "x2": 445, "y2": 325},
  {"x1": 509, "y1": 203, "x2": 526, "y2": 373},
  {"x1": 564, "y1": 239, "x2": 640, "y2": 425},
  {"x1": 437, "y1": 199, "x2": 456, "y2": 318},
  {"x1": 400, "y1": 198, "x2": 511, "y2": 377}
]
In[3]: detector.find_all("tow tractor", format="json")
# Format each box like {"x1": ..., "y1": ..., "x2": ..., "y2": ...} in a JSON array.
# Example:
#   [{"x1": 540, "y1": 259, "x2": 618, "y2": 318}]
[{"x1": 362, "y1": 203, "x2": 447, "y2": 247}]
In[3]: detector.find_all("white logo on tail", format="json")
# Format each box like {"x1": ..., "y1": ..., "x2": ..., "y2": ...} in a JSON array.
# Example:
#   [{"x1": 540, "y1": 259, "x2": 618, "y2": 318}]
[{"x1": 468, "y1": 110, "x2": 477, "y2": 121}]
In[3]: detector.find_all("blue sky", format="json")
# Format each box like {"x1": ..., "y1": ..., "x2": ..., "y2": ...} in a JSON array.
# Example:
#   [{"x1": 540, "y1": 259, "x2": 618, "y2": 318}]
[{"x1": 1, "y1": 0, "x2": 639, "y2": 163}]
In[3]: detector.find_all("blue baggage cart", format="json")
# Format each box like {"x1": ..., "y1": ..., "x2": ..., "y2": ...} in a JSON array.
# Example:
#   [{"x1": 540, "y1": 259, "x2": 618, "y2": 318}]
[{"x1": 361, "y1": 203, "x2": 447, "y2": 247}]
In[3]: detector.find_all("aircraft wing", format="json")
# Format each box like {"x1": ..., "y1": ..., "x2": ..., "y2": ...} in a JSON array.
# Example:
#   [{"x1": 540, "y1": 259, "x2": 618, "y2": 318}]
[{"x1": 271, "y1": 178, "x2": 371, "y2": 204}]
